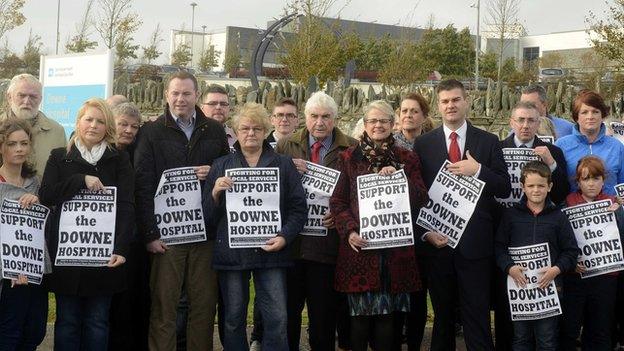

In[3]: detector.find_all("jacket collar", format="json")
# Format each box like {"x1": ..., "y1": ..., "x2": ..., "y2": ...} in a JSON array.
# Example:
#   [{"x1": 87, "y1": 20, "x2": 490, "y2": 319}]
[
  {"x1": 232, "y1": 140, "x2": 279, "y2": 168},
  {"x1": 289, "y1": 126, "x2": 353, "y2": 152},
  {"x1": 1, "y1": 110, "x2": 56, "y2": 132},
  {"x1": 572, "y1": 123, "x2": 606, "y2": 144},
  {"x1": 64, "y1": 143, "x2": 118, "y2": 165},
  {"x1": 513, "y1": 195, "x2": 558, "y2": 215},
  {"x1": 161, "y1": 104, "x2": 209, "y2": 131}
]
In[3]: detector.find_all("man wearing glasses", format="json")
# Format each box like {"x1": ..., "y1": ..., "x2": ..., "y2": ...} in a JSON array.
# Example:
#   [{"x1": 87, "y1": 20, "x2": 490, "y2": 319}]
[
  {"x1": 201, "y1": 85, "x2": 235, "y2": 148},
  {"x1": 493, "y1": 101, "x2": 570, "y2": 350},
  {"x1": 266, "y1": 97, "x2": 300, "y2": 147},
  {"x1": 276, "y1": 91, "x2": 357, "y2": 351}
]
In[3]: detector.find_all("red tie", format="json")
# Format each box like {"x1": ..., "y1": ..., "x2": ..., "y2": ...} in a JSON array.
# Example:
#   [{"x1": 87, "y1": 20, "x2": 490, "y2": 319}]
[
  {"x1": 311, "y1": 141, "x2": 322, "y2": 164},
  {"x1": 449, "y1": 132, "x2": 461, "y2": 163}
]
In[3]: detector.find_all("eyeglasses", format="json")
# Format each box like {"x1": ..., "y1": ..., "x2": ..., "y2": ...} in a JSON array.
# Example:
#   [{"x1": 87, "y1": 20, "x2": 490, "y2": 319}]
[
  {"x1": 238, "y1": 126, "x2": 264, "y2": 134},
  {"x1": 513, "y1": 117, "x2": 539, "y2": 125},
  {"x1": 203, "y1": 101, "x2": 230, "y2": 107},
  {"x1": 273, "y1": 113, "x2": 297, "y2": 119},
  {"x1": 365, "y1": 118, "x2": 393, "y2": 125}
]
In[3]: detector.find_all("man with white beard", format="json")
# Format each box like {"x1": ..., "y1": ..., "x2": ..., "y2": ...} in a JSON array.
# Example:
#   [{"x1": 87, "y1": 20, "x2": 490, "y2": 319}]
[{"x1": 1, "y1": 74, "x2": 66, "y2": 176}]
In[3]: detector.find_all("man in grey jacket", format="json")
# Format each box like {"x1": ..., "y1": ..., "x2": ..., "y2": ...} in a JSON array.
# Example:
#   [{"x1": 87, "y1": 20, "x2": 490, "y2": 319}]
[{"x1": 1, "y1": 74, "x2": 66, "y2": 177}]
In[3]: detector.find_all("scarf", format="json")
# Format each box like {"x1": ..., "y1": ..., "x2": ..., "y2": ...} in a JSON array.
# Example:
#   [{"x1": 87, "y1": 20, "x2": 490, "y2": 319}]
[
  {"x1": 565, "y1": 190, "x2": 615, "y2": 207},
  {"x1": 359, "y1": 131, "x2": 402, "y2": 173},
  {"x1": 75, "y1": 139, "x2": 108, "y2": 165}
]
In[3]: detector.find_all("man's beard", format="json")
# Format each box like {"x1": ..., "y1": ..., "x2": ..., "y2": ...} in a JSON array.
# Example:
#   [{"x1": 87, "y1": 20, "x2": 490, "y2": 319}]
[{"x1": 10, "y1": 105, "x2": 38, "y2": 120}]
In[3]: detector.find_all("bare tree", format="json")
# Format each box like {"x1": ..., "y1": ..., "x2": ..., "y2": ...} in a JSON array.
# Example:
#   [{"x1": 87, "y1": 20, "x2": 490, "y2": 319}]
[
  {"x1": 142, "y1": 23, "x2": 164, "y2": 64},
  {"x1": 279, "y1": 0, "x2": 351, "y2": 86},
  {"x1": 95, "y1": 0, "x2": 138, "y2": 49},
  {"x1": 587, "y1": 0, "x2": 624, "y2": 68},
  {"x1": 0, "y1": 0, "x2": 26, "y2": 42},
  {"x1": 66, "y1": 0, "x2": 98, "y2": 53},
  {"x1": 486, "y1": 0, "x2": 520, "y2": 81}
]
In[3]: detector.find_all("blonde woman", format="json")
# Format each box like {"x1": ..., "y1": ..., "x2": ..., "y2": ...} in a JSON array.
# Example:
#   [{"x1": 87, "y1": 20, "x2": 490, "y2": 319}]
[{"x1": 40, "y1": 98, "x2": 134, "y2": 351}]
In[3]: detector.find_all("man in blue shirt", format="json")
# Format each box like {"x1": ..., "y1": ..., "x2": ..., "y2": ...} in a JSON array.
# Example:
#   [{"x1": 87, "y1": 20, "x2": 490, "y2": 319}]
[{"x1": 520, "y1": 85, "x2": 574, "y2": 140}]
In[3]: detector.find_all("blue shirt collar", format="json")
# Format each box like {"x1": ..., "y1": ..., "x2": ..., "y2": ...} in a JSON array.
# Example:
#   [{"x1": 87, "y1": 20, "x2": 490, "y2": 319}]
[{"x1": 308, "y1": 130, "x2": 333, "y2": 150}]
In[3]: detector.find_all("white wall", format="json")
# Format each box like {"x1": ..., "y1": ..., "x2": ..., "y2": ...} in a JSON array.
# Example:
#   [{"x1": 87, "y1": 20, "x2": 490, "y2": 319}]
[
  {"x1": 170, "y1": 29, "x2": 227, "y2": 71},
  {"x1": 520, "y1": 30, "x2": 599, "y2": 57}
]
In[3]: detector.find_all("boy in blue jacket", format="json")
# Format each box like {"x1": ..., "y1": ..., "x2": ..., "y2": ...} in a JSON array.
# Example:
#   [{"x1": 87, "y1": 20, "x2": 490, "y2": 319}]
[{"x1": 495, "y1": 161, "x2": 580, "y2": 350}]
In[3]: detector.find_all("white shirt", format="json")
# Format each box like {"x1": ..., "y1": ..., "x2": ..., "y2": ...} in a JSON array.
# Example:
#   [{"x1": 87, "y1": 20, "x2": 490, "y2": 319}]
[
  {"x1": 513, "y1": 135, "x2": 534, "y2": 148},
  {"x1": 421, "y1": 121, "x2": 480, "y2": 242},
  {"x1": 443, "y1": 121, "x2": 468, "y2": 156},
  {"x1": 443, "y1": 121, "x2": 481, "y2": 178}
]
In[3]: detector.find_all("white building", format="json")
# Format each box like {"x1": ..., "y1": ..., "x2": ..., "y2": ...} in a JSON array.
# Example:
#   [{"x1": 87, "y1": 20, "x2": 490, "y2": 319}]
[{"x1": 170, "y1": 29, "x2": 228, "y2": 71}]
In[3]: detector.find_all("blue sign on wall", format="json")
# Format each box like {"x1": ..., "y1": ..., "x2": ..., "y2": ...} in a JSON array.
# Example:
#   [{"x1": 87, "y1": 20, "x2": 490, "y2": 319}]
[{"x1": 42, "y1": 84, "x2": 107, "y2": 140}]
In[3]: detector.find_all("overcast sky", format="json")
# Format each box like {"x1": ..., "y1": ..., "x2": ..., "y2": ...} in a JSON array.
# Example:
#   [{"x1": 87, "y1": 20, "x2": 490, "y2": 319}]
[{"x1": 6, "y1": 0, "x2": 610, "y2": 62}]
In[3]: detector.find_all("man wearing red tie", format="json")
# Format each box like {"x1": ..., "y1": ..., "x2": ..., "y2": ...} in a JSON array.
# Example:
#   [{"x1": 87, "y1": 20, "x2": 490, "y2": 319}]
[
  {"x1": 276, "y1": 91, "x2": 357, "y2": 351},
  {"x1": 413, "y1": 79, "x2": 511, "y2": 351}
]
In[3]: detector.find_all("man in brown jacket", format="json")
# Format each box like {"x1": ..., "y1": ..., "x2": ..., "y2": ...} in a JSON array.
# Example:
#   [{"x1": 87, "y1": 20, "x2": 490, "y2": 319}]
[
  {"x1": 275, "y1": 91, "x2": 357, "y2": 351},
  {"x1": 1, "y1": 73, "x2": 66, "y2": 177}
]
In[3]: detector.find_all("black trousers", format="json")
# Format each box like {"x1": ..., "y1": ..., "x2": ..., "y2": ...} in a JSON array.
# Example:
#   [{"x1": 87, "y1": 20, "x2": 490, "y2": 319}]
[
  {"x1": 108, "y1": 241, "x2": 150, "y2": 351},
  {"x1": 426, "y1": 253, "x2": 494, "y2": 351},
  {"x1": 493, "y1": 266, "x2": 513, "y2": 351},
  {"x1": 286, "y1": 260, "x2": 338, "y2": 351},
  {"x1": 560, "y1": 274, "x2": 617, "y2": 351}
]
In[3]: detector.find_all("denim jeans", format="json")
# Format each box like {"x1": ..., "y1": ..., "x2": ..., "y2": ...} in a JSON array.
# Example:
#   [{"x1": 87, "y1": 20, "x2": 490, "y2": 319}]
[
  {"x1": 0, "y1": 280, "x2": 48, "y2": 351},
  {"x1": 54, "y1": 294, "x2": 112, "y2": 351},
  {"x1": 560, "y1": 274, "x2": 617, "y2": 351},
  {"x1": 512, "y1": 316, "x2": 558, "y2": 351},
  {"x1": 219, "y1": 268, "x2": 288, "y2": 351}
]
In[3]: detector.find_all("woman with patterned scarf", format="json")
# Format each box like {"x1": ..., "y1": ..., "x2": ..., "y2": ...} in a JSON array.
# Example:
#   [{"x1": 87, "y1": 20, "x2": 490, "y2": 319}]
[{"x1": 330, "y1": 100, "x2": 429, "y2": 351}]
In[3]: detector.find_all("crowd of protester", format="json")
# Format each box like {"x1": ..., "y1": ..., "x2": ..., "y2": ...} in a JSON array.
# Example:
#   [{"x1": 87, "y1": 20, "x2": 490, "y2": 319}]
[{"x1": 2, "y1": 71, "x2": 624, "y2": 351}]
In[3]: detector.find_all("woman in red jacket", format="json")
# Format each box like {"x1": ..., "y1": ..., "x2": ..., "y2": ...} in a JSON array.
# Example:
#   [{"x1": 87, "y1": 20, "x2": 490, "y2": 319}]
[{"x1": 330, "y1": 100, "x2": 428, "y2": 351}]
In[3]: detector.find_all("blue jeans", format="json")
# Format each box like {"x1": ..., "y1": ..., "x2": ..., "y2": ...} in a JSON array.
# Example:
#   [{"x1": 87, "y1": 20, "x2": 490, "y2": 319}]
[
  {"x1": 0, "y1": 280, "x2": 48, "y2": 351},
  {"x1": 54, "y1": 294, "x2": 112, "y2": 351},
  {"x1": 512, "y1": 315, "x2": 558, "y2": 351},
  {"x1": 219, "y1": 268, "x2": 288, "y2": 351}
]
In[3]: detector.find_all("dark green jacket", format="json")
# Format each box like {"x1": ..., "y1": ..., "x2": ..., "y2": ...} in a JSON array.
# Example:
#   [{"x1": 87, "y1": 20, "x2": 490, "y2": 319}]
[{"x1": 275, "y1": 127, "x2": 357, "y2": 264}]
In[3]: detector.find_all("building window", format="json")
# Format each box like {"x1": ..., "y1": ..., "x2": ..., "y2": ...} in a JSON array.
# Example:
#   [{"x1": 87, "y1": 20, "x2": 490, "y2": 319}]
[{"x1": 523, "y1": 47, "x2": 539, "y2": 62}]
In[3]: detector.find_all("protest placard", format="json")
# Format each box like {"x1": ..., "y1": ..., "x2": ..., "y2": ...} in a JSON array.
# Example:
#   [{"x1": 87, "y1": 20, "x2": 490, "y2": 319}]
[
  {"x1": 0, "y1": 200, "x2": 49, "y2": 284},
  {"x1": 496, "y1": 148, "x2": 540, "y2": 208},
  {"x1": 357, "y1": 169, "x2": 414, "y2": 250},
  {"x1": 154, "y1": 167, "x2": 206, "y2": 245},
  {"x1": 562, "y1": 199, "x2": 624, "y2": 278},
  {"x1": 55, "y1": 187, "x2": 116, "y2": 267},
  {"x1": 615, "y1": 183, "x2": 624, "y2": 198},
  {"x1": 226, "y1": 168, "x2": 281, "y2": 248},
  {"x1": 537, "y1": 135, "x2": 555, "y2": 144},
  {"x1": 300, "y1": 161, "x2": 340, "y2": 237},
  {"x1": 416, "y1": 161, "x2": 485, "y2": 248},
  {"x1": 507, "y1": 243, "x2": 562, "y2": 321},
  {"x1": 610, "y1": 122, "x2": 624, "y2": 144}
]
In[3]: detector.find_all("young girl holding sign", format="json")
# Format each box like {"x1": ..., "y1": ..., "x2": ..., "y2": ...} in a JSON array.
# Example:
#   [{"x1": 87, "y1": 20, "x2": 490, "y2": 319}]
[
  {"x1": 39, "y1": 98, "x2": 134, "y2": 351},
  {"x1": 559, "y1": 156, "x2": 624, "y2": 350},
  {"x1": 0, "y1": 119, "x2": 49, "y2": 351}
]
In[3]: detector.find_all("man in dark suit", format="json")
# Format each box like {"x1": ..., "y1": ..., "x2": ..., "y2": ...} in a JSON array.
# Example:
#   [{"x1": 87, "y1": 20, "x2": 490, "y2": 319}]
[
  {"x1": 502, "y1": 101, "x2": 569, "y2": 204},
  {"x1": 493, "y1": 101, "x2": 570, "y2": 350},
  {"x1": 413, "y1": 79, "x2": 511, "y2": 351}
]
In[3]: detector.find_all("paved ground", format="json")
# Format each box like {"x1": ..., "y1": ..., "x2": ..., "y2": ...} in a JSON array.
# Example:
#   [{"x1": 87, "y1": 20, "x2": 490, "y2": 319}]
[{"x1": 38, "y1": 325, "x2": 468, "y2": 350}]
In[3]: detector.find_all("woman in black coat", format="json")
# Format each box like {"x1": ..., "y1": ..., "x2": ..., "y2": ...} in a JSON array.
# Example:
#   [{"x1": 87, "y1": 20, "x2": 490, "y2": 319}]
[{"x1": 40, "y1": 98, "x2": 134, "y2": 351}]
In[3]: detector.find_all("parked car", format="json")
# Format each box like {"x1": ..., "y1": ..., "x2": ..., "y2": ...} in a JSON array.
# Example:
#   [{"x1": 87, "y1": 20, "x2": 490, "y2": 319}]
[{"x1": 538, "y1": 68, "x2": 566, "y2": 83}]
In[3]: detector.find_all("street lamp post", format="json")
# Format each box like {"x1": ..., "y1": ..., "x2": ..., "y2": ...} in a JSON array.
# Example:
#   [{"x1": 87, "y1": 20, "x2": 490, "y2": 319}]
[
  {"x1": 56, "y1": 0, "x2": 61, "y2": 54},
  {"x1": 202, "y1": 25, "x2": 207, "y2": 57},
  {"x1": 190, "y1": 2, "x2": 197, "y2": 68},
  {"x1": 472, "y1": 0, "x2": 481, "y2": 90}
]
